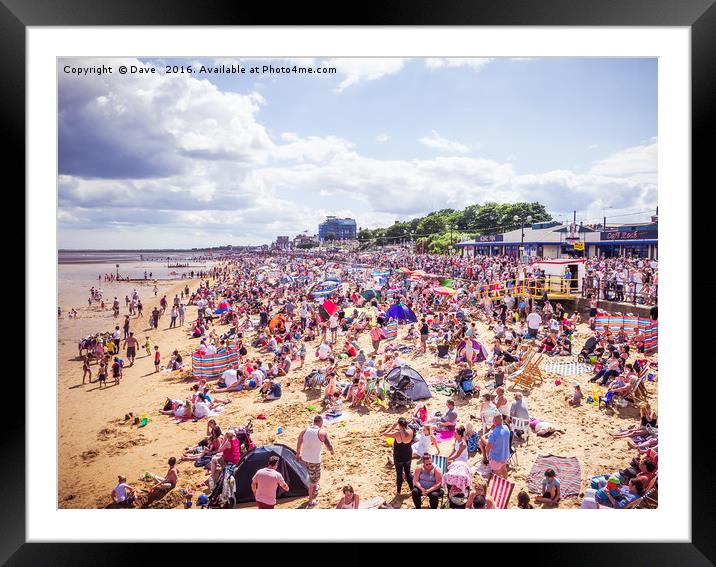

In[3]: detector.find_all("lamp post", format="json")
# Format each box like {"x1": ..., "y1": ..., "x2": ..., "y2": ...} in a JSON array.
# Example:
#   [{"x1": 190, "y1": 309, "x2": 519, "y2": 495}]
[{"x1": 513, "y1": 214, "x2": 532, "y2": 259}]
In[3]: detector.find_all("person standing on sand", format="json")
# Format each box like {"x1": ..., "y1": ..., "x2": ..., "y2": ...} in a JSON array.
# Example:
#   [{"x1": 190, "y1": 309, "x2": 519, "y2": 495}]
[
  {"x1": 82, "y1": 354, "x2": 92, "y2": 384},
  {"x1": 169, "y1": 306, "x2": 178, "y2": 328},
  {"x1": 252, "y1": 455, "x2": 289, "y2": 509},
  {"x1": 153, "y1": 284, "x2": 158, "y2": 297},
  {"x1": 123, "y1": 315, "x2": 131, "y2": 339},
  {"x1": 296, "y1": 415, "x2": 335, "y2": 508},
  {"x1": 137, "y1": 299, "x2": 143, "y2": 318},
  {"x1": 112, "y1": 326, "x2": 121, "y2": 352},
  {"x1": 123, "y1": 332, "x2": 139, "y2": 367},
  {"x1": 178, "y1": 303, "x2": 185, "y2": 326},
  {"x1": 154, "y1": 345, "x2": 161, "y2": 372}
]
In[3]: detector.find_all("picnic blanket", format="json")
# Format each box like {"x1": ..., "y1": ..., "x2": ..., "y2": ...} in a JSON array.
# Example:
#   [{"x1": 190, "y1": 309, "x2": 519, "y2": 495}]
[
  {"x1": 325, "y1": 412, "x2": 351, "y2": 425},
  {"x1": 527, "y1": 455, "x2": 582, "y2": 498},
  {"x1": 172, "y1": 407, "x2": 222, "y2": 424},
  {"x1": 435, "y1": 429, "x2": 455, "y2": 442},
  {"x1": 541, "y1": 361, "x2": 592, "y2": 376}
]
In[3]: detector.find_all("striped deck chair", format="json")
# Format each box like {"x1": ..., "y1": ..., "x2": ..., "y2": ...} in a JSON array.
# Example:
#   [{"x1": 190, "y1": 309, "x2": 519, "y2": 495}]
[
  {"x1": 432, "y1": 455, "x2": 448, "y2": 475},
  {"x1": 487, "y1": 474, "x2": 515, "y2": 509}
]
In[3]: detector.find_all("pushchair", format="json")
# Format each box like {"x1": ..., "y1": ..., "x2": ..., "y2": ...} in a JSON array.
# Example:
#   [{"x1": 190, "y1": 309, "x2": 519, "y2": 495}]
[
  {"x1": 229, "y1": 419, "x2": 255, "y2": 455},
  {"x1": 388, "y1": 375, "x2": 415, "y2": 409},
  {"x1": 577, "y1": 336, "x2": 599, "y2": 363},
  {"x1": 207, "y1": 463, "x2": 237, "y2": 509},
  {"x1": 454, "y1": 368, "x2": 478, "y2": 400},
  {"x1": 442, "y1": 461, "x2": 474, "y2": 509}
]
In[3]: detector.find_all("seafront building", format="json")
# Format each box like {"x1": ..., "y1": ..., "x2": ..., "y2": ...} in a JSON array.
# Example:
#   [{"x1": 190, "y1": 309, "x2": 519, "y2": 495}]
[
  {"x1": 454, "y1": 221, "x2": 658, "y2": 260},
  {"x1": 318, "y1": 216, "x2": 357, "y2": 242}
]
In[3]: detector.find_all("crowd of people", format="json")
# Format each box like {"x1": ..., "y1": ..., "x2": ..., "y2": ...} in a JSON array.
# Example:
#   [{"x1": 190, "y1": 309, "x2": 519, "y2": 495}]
[{"x1": 84, "y1": 248, "x2": 657, "y2": 510}]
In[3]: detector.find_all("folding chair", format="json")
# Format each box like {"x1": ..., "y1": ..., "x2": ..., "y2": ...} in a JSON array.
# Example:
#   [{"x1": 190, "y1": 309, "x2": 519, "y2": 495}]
[
  {"x1": 431, "y1": 455, "x2": 448, "y2": 475},
  {"x1": 434, "y1": 343, "x2": 451, "y2": 366},
  {"x1": 486, "y1": 474, "x2": 515, "y2": 509},
  {"x1": 510, "y1": 416, "x2": 530, "y2": 446},
  {"x1": 481, "y1": 408, "x2": 501, "y2": 436}
]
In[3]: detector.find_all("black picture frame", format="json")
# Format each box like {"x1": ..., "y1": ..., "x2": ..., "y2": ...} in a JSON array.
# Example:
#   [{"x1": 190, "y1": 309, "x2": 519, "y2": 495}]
[{"x1": 5, "y1": 0, "x2": 711, "y2": 564}]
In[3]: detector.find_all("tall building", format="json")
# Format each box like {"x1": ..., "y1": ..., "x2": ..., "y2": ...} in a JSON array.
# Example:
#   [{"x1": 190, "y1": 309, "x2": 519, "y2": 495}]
[
  {"x1": 318, "y1": 216, "x2": 357, "y2": 242},
  {"x1": 275, "y1": 236, "x2": 290, "y2": 250}
]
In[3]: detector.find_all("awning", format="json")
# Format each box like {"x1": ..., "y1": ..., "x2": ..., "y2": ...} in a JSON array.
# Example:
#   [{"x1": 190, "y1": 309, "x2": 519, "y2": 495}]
[{"x1": 590, "y1": 239, "x2": 658, "y2": 245}]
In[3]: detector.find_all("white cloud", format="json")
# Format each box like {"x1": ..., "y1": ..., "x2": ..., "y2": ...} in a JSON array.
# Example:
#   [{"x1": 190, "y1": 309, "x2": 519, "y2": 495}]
[
  {"x1": 418, "y1": 130, "x2": 470, "y2": 154},
  {"x1": 589, "y1": 140, "x2": 657, "y2": 181},
  {"x1": 376, "y1": 133, "x2": 390, "y2": 143},
  {"x1": 324, "y1": 58, "x2": 406, "y2": 92},
  {"x1": 425, "y1": 58, "x2": 494, "y2": 71},
  {"x1": 587, "y1": 144, "x2": 599, "y2": 150},
  {"x1": 58, "y1": 58, "x2": 657, "y2": 248}
]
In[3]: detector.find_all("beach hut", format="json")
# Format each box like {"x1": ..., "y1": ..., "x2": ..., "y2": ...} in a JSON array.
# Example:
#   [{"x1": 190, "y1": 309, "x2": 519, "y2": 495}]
[
  {"x1": 531, "y1": 259, "x2": 586, "y2": 295},
  {"x1": 385, "y1": 366, "x2": 432, "y2": 401},
  {"x1": 233, "y1": 444, "x2": 309, "y2": 504},
  {"x1": 386, "y1": 303, "x2": 417, "y2": 323}
]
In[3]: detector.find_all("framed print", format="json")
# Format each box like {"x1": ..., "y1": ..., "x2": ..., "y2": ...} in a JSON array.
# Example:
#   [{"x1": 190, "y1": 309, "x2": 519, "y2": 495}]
[{"x1": 5, "y1": 0, "x2": 713, "y2": 564}]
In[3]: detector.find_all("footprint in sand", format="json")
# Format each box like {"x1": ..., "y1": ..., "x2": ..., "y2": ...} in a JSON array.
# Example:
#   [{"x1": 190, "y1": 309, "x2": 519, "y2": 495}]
[{"x1": 81, "y1": 449, "x2": 99, "y2": 461}]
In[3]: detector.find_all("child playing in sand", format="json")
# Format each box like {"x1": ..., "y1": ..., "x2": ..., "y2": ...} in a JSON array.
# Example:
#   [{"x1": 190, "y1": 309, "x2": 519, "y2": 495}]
[
  {"x1": 568, "y1": 384, "x2": 584, "y2": 406},
  {"x1": 535, "y1": 469, "x2": 561, "y2": 506},
  {"x1": 154, "y1": 345, "x2": 161, "y2": 373},
  {"x1": 144, "y1": 336, "x2": 153, "y2": 357},
  {"x1": 149, "y1": 457, "x2": 179, "y2": 493},
  {"x1": 111, "y1": 476, "x2": 136, "y2": 507},
  {"x1": 326, "y1": 391, "x2": 344, "y2": 418}
]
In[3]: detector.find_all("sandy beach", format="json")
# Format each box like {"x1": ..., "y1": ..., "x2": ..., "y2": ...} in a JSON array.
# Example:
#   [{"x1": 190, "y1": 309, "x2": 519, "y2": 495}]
[{"x1": 58, "y1": 270, "x2": 657, "y2": 509}]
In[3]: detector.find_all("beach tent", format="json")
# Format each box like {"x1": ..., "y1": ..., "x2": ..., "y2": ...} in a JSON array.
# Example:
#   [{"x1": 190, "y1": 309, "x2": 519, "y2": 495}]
[
  {"x1": 268, "y1": 313, "x2": 286, "y2": 333},
  {"x1": 319, "y1": 299, "x2": 338, "y2": 321},
  {"x1": 385, "y1": 366, "x2": 432, "y2": 401},
  {"x1": 455, "y1": 339, "x2": 489, "y2": 364},
  {"x1": 386, "y1": 303, "x2": 417, "y2": 323},
  {"x1": 361, "y1": 289, "x2": 381, "y2": 302},
  {"x1": 233, "y1": 444, "x2": 309, "y2": 503}
]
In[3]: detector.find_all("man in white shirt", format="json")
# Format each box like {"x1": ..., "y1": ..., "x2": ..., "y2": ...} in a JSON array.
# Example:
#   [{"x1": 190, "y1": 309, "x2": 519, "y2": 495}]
[
  {"x1": 205, "y1": 342, "x2": 218, "y2": 355},
  {"x1": 526, "y1": 308, "x2": 542, "y2": 339},
  {"x1": 317, "y1": 341, "x2": 332, "y2": 361}
]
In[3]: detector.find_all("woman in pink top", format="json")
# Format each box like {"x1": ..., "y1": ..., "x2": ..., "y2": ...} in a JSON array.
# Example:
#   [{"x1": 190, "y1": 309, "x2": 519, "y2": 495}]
[{"x1": 210, "y1": 430, "x2": 240, "y2": 478}]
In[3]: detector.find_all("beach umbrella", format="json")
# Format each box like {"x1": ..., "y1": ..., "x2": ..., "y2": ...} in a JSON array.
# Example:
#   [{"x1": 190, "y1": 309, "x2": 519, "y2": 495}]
[
  {"x1": 361, "y1": 289, "x2": 381, "y2": 302},
  {"x1": 215, "y1": 300, "x2": 231, "y2": 314},
  {"x1": 312, "y1": 280, "x2": 340, "y2": 297},
  {"x1": 386, "y1": 303, "x2": 417, "y2": 323},
  {"x1": 318, "y1": 299, "x2": 338, "y2": 321},
  {"x1": 411, "y1": 270, "x2": 427, "y2": 278},
  {"x1": 398, "y1": 267, "x2": 412, "y2": 275},
  {"x1": 433, "y1": 286, "x2": 457, "y2": 296},
  {"x1": 441, "y1": 279, "x2": 455, "y2": 288}
]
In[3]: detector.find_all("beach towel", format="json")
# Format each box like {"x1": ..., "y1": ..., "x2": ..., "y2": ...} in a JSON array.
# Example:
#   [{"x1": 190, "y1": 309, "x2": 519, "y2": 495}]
[
  {"x1": 435, "y1": 429, "x2": 455, "y2": 443},
  {"x1": 541, "y1": 361, "x2": 592, "y2": 376},
  {"x1": 358, "y1": 496, "x2": 385, "y2": 509},
  {"x1": 325, "y1": 412, "x2": 351, "y2": 425},
  {"x1": 527, "y1": 455, "x2": 582, "y2": 498},
  {"x1": 424, "y1": 375, "x2": 449, "y2": 385}
]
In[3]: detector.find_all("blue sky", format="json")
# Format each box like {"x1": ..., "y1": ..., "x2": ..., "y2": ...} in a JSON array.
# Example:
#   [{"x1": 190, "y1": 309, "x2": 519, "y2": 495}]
[{"x1": 58, "y1": 57, "x2": 657, "y2": 248}]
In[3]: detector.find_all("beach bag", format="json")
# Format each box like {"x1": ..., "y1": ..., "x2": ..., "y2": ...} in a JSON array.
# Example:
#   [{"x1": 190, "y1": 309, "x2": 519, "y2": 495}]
[{"x1": 466, "y1": 432, "x2": 479, "y2": 453}]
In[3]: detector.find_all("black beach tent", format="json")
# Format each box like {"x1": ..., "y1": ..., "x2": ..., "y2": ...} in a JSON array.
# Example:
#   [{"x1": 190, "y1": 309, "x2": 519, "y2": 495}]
[
  {"x1": 385, "y1": 365, "x2": 432, "y2": 401},
  {"x1": 233, "y1": 444, "x2": 310, "y2": 503}
]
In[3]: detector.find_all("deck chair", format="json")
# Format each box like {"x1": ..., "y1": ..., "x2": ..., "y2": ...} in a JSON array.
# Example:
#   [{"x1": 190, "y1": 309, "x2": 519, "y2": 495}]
[
  {"x1": 481, "y1": 408, "x2": 501, "y2": 436},
  {"x1": 510, "y1": 353, "x2": 544, "y2": 389},
  {"x1": 487, "y1": 474, "x2": 515, "y2": 509},
  {"x1": 510, "y1": 416, "x2": 530, "y2": 446},
  {"x1": 431, "y1": 454, "x2": 448, "y2": 475},
  {"x1": 434, "y1": 343, "x2": 451, "y2": 366}
]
